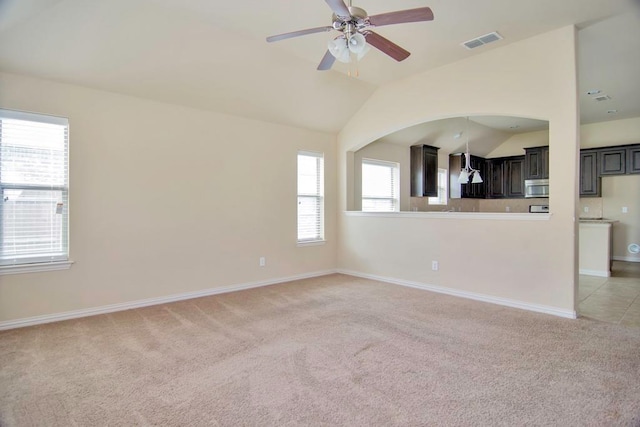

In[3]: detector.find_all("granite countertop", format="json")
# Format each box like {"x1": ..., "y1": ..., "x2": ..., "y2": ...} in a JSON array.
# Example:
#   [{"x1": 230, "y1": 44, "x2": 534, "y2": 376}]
[{"x1": 579, "y1": 218, "x2": 618, "y2": 223}]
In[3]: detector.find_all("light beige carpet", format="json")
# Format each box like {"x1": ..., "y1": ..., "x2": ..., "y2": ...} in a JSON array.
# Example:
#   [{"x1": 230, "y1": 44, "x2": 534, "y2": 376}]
[{"x1": 1, "y1": 274, "x2": 640, "y2": 426}]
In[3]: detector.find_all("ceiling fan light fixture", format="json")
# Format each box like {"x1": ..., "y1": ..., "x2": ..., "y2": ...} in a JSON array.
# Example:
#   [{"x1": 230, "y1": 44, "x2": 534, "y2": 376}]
[
  {"x1": 356, "y1": 43, "x2": 370, "y2": 61},
  {"x1": 328, "y1": 34, "x2": 369, "y2": 63},
  {"x1": 328, "y1": 37, "x2": 351, "y2": 63},
  {"x1": 348, "y1": 33, "x2": 367, "y2": 54}
]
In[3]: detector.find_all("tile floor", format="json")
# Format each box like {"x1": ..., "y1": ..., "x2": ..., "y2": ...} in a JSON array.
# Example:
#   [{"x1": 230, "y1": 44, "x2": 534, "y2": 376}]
[{"x1": 578, "y1": 261, "x2": 640, "y2": 327}]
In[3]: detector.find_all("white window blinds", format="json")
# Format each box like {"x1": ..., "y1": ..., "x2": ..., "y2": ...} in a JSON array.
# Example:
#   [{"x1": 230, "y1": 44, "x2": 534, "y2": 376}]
[
  {"x1": 0, "y1": 109, "x2": 69, "y2": 266},
  {"x1": 362, "y1": 158, "x2": 399, "y2": 212},
  {"x1": 297, "y1": 151, "x2": 324, "y2": 242}
]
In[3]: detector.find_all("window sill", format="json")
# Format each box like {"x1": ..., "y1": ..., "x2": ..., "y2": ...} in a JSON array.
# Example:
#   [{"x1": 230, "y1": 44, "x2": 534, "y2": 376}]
[
  {"x1": 0, "y1": 260, "x2": 74, "y2": 276},
  {"x1": 297, "y1": 240, "x2": 326, "y2": 247}
]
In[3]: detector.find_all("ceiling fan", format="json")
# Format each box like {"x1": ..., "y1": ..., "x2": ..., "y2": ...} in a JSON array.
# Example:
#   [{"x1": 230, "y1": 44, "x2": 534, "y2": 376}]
[{"x1": 266, "y1": 0, "x2": 434, "y2": 71}]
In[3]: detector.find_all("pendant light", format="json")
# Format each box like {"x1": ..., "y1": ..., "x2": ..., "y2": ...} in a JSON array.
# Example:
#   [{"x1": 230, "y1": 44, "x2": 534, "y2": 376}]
[{"x1": 457, "y1": 117, "x2": 483, "y2": 184}]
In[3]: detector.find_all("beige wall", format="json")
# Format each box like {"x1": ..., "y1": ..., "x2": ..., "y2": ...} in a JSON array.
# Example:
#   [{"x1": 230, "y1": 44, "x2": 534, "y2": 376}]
[
  {"x1": 581, "y1": 117, "x2": 640, "y2": 149},
  {"x1": 602, "y1": 175, "x2": 640, "y2": 262},
  {"x1": 337, "y1": 26, "x2": 579, "y2": 313},
  {"x1": 0, "y1": 72, "x2": 337, "y2": 322},
  {"x1": 486, "y1": 129, "x2": 549, "y2": 158},
  {"x1": 488, "y1": 116, "x2": 640, "y2": 158}
]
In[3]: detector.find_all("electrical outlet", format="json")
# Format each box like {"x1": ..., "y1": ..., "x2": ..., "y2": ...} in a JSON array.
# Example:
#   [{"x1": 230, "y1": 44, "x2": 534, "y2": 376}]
[
  {"x1": 259, "y1": 257, "x2": 266, "y2": 267},
  {"x1": 506, "y1": 206, "x2": 511, "y2": 212},
  {"x1": 622, "y1": 207, "x2": 628, "y2": 213},
  {"x1": 432, "y1": 261, "x2": 439, "y2": 271},
  {"x1": 584, "y1": 206, "x2": 589, "y2": 213}
]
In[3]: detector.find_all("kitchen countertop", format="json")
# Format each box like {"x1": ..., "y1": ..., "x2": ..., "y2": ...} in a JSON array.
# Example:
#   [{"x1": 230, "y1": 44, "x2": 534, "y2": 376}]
[{"x1": 579, "y1": 218, "x2": 618, "y2": 224}]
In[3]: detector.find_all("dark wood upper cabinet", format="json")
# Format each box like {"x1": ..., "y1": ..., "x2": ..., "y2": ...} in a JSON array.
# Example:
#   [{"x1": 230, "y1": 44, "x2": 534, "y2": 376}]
[
  {"x1": 627, "y1": 146, "x2": 640, "y2": 174},
  {"x1": 580, "y1": 150, "x2": 600, "y2": 197},
  {"x1": 524, "y1": 146, "x2": 549, "y2": 180},
  {"x1": 468, "y1": 156, "x2": 487, "y2": 199},
  {"x1": 487, "y1": 159, "x2": 506, "y2": 198},
  {"x1": 599, "y1": 147, "x2": 626, "y2": 175},
  {"x1": 410, "y1": 145, "x2": 439, "y2": 197},
  {"x1": 486, "y1": 156, "x2": 525, "y2": 199},
  {"x1": 506, "y1": 156, "x2": 526, "y2": 198}
]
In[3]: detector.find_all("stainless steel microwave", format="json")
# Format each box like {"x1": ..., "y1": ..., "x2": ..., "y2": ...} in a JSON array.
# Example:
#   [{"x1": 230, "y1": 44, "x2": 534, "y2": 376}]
[{"x1": 524, "y1": 179, "x2": 549, "y2": 198}]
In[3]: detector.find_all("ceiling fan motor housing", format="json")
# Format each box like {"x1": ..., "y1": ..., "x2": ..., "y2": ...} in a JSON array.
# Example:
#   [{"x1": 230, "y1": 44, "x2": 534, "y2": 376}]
[{"x1": 332, "y1": 6, "x2": 369, "y2": 32}]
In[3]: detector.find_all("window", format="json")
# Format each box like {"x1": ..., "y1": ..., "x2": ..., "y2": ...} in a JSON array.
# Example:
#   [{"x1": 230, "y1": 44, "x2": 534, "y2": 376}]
[
  {"x1": 1, "y1": 109, "x2": 69, "y2": 268},
  {"x1": 362, "y1": 158, "x2": 399, "y2": 212},
  {"x1": 297, "y1": 151, "x2": 324, "y2": 243},
  {"x1": 428, "y1": 168, "x2": 448, "y2": 205}
]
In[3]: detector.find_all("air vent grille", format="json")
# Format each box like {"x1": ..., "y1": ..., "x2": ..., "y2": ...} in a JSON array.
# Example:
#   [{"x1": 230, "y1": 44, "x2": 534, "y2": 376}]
[
  {"x1": 462, "y1": 31, "x2": 503, "y2": 50},
  {"x1": 593, "y1": 95, "x2": 611, "y2": 102}
]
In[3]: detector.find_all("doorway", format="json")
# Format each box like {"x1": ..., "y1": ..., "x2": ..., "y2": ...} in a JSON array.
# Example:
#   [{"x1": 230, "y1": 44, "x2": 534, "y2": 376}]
[{"x1": 578, "y1": 261, "x2": 640, "y2": 327}]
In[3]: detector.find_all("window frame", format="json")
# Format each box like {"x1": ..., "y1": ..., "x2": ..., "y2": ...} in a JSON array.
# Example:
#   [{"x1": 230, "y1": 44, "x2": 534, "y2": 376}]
[
  {"x1": 428, "y1": 168, "x2": 448, "y2": 205},
  {"x1": 361, "y1": 158, "x2": 400, "y2": 212},
  {"x1": 0, "y1": 109, "x2": 72, "y2": 275},
  {"x1": 297, "y1": 150, "x2": 325, "y2": 245}
]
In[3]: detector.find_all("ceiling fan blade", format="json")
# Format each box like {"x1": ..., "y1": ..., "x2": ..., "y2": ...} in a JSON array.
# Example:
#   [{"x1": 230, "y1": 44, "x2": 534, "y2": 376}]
[
  {"x1": 363, "y1": 31, "x2": 410, "y2": 62},
  {"x1": 368, "y1": 7, "x2": 434, "y2": 27},
  {"x1": 317, "y1": 50, "x2": 336, "y2": 71},
  {"x1": 266, "y1": 26, "x2": 333, "y2": 42},
  {"x1": 324, "y1": 0, "x2": 351, "y2": 19}
]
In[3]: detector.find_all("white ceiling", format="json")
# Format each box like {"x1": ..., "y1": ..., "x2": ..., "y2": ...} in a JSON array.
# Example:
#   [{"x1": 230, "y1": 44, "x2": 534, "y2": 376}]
[{"x1": 0, "y1": 0, "x2": 638, "y2": 134}]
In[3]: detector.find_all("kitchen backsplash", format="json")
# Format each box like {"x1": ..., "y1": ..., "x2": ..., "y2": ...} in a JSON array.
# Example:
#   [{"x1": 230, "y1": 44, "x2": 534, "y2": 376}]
[
  {"x1": 410, "y1": 196, "x2": 604, "y2": 214},
  {"x1": 411, "y1": 197, "x2": 480, "y2": 212},
  {"x1": 579, "y1": 197, "x2": 603, "y2": 218},
  {"x1": 478, "y1": 198, "x2": 549, "y2": 213},
  {"x1": 411, "y1": 197, "x2": 547, "y2": 213}
]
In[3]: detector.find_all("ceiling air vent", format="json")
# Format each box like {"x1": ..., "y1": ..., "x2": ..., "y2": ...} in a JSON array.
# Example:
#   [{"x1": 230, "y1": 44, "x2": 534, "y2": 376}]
[
  {"x1": 593, "y1": 95, "x2": 611, "y2": 102},
  {"x1": 462, "y1": 31, "x2": 503, "y2": 50}
]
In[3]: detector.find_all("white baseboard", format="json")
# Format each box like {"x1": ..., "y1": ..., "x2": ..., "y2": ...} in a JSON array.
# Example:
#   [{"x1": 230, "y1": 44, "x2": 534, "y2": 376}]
[
  {"x1": 337, "y1": 269, "x2": 577, "y2": 319},
  {"x1": 579, "y1": 268, "x2": 611, "y2": 277},
  {"x1": 612, "y1": 256, "x2": 640, "y2": 263},
  {"x1": 0, "y1": 268, "x2": 580, "y2": 330},
  {"x1": 0, "y1": 270, "x2": 337, "y2": 331}
]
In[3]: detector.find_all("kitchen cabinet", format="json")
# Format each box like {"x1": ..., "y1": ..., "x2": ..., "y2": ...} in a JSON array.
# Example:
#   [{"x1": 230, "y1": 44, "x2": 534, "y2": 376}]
[
  {"x1": 410, "y1": 145, "x2": 439, "y2": 197},
  {"x1": 449, "y1": 153, "x2": 486, "y2": 199},
  {"x1": 524, "y1": 146, "x2": 549, "y2": 179},
  {"x1": 506, "y1": 157, "x2": 525, "y2": 197},
  {"x1": 599, "y1": 147, "x2": 626, "y2": 175},
  {"x1": 486, "y1": 156, "x2": 525, "y2": 198},
  {"x1": 580, "y1": 150, "x2": 600, "y2": 197},
  {"x1": 487, "y1": 159, "x2": 505, "y2": 198},
  {"x1": 628, "y1": 145, "x2": 640, "y2": 174}
]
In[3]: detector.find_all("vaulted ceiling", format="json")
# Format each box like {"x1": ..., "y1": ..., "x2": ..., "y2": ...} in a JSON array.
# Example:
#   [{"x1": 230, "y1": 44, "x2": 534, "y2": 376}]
[{"x1": 0, "y1": 0, "x2": 638, "y2": 133}]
